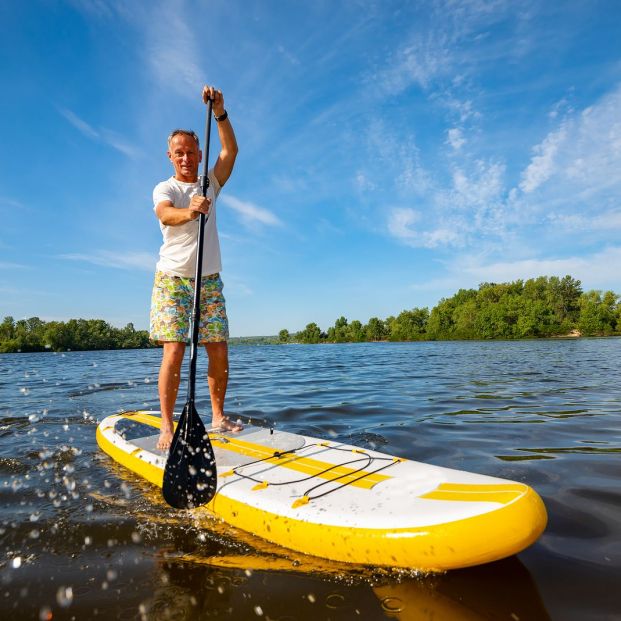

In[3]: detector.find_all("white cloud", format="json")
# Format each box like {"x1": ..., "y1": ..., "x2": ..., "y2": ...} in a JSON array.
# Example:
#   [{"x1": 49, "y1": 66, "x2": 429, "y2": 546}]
[
  {"x1": 387, "y1": 207, "x2": 420, "y2": 239},
  {"x1": 59, "y1": 108, "x2": 99, "y2": 140},
  {"x1": 100, "y1": 128, "x2": 143, "y2": 160},
  {"x1": 547, "y1": 209, "x2": 621, "y2": 232},
  {"x1": 60, "y1": 250, "x2": 155, "y2": 271},
  {"x1": 59, "y1": 108, "x2": 143, "y2": 159},
  {"x1": 459, "y1": 246, "x2": 621, "y2": 291},
  {"x1": 378, "y1": 34, "x2": 452, "y2": 94},
  {"x1": 142, "y1": 10, "x2": 204, "y2": 97},
  {"x1": 220, "y1": 195, "x2": 283, "y2": 228},
  {"x1": 385, "y1": 83, "x2": 621, "y2": 253},
  {"x1": 387, "y1": 207, "x2": 462, "y2": 248},
  {"x1": 0, "y1": 262, "x2": 29, "y2": 270},
  {"x1": 519, "y1": 123, "x2": 567, "y2": 193},
  {"x1": 355, "y1": 171, "x2": 376, "y2": 192},
  {"x1": 519, "y1": 84, "x2": 621, "y2": 198},
  {"x1": 447, "y1": 127, "x2": 466, "y2": 151}
]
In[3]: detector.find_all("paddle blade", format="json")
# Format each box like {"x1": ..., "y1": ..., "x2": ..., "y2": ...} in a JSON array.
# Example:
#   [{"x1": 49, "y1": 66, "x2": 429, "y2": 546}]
[{"x1": 162, "y1": 402, "x2": 217, "y2": 509}]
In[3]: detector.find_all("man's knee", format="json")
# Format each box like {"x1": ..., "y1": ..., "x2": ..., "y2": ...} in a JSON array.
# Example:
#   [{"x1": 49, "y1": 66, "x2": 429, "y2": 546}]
[
  {"x1": 161, "y1": 342, "x2": 186, "y2": 367},
  {"x1": 205, "y1": 342, "x2": 228, "y2": 369}
]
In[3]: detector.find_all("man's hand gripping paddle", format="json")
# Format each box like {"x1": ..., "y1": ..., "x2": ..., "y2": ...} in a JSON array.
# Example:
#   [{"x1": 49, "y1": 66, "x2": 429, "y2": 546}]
[{"x1": 162, "y1": 98, "x2": 218, "y2": 509}]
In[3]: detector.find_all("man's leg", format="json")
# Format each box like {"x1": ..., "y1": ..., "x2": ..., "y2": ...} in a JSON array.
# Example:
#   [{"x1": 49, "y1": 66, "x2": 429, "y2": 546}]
[
  {"x1": 157, "y1": 341, "x2": 186, "y2": 449},
  {"x1": 205, "y1": 342, "x2": 241, "y2": 431}
]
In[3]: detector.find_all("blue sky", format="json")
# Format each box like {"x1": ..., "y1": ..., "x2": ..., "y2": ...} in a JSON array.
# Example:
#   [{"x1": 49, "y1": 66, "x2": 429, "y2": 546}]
[{"x1": 2, "y1": 0, "x2": 621, "y2": 336}]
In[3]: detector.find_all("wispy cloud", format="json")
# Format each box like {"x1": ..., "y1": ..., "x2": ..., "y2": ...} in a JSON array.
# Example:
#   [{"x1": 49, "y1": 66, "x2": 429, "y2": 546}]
[
  {"x1": 0, "y1": 262, "x2": 30, "y2": 270},
  {"x1": 220, "y1": 195, "x2": 283, "y2": 228},
  {"x1": 60, "y1": 250, "x2": 155, "y2": 271},
  {"x1": 388, "y1": 207, "x2": 464, "y2": 248},
  {"x1": 458, "y1": 246, "x2": 621, "y2": 291},
  {"x1": 0, "y1": 196, "x2": 26, "y2": 210},
  {"x1": 59, "y1": 108, "x2": 100, "y2": 140},
  {"x1": 446, "y1": 127, "x2": 466, "y2": 151},
  {"x1": 518, "y1": 84, "x2": 621, "y2": 201},
  {"x1": 142, "y1": 9, "x2": 203, "y2": 97},
  {"x1": 59, "y1": 107, "x2": 143, "y2": 159},
  {"x1": 384, "y1": 81, "x2": 621, "y2": 252},
  {"x1": 377, "y1": 32, "x2": 452, "y2": 95},
  {"x1": 519, "y1": 123, "x2": 568, "y2": 193}
]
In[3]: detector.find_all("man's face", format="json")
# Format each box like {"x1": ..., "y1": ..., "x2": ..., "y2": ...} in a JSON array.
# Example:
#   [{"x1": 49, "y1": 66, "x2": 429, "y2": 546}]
[{"x1": 168, "y1": 134, "x2": 202, "y2": 182}]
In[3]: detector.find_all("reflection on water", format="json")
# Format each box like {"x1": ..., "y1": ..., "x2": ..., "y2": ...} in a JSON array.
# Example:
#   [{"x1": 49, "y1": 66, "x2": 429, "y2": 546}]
[{"x1": 1, "y1": 339, "x2": 620, "y2": 619}]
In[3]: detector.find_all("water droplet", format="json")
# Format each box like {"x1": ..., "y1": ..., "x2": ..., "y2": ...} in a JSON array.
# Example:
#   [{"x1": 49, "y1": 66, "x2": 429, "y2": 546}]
[
  {"x1": 84, "y1": 536, "x2": 93, "y2": 546},
  {"x1": 29, "y1": 529, "x2": 40, "y2": 539},
  {"x1": 107, "y1": 569, "x2": 118, "y2": 581},
  {"x1": 245, "y1": 569, "x2": 253, "y2": 577},
  {"x1": 131, "y1": 531, "x2": 142, "y2": 543},
  {"x1": 56, "y1": 585, "x2": 73, "y2": 608},
  {"x1": 254, "y1": 605, "x2": 263, "y2": 616},
  {"x1": 189, "y1": 466, "x2": 197, "y2": 476},
  {"x1": 28, "y1": 414, "x2": 40, "y2": 423},
  {"x1": 29, "y1": 513, "x2": 40, "y2": 522},
  {"x1": 20, "y1": 387, "x2": 30, "y2": 396},
  {"x1": 39, "y1": 606, "x2": 52, "y2": 621},
  {"x1": 12, "y1": 557, "x2": 22, "y2": 569},
  {"x1": 307, "y1": 593, "x2": 316, "y2": 603}
]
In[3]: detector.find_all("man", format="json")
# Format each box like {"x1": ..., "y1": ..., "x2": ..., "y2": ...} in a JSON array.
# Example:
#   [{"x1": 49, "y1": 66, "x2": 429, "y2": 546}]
[{"x1": 150, "y1": 84, "x2": 242, "y2": 451}]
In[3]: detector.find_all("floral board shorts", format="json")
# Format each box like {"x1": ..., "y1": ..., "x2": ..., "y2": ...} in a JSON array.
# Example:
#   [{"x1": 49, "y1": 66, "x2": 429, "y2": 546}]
[{"x1": 149, "y1": 271, "x2": 229, "y2": 344}]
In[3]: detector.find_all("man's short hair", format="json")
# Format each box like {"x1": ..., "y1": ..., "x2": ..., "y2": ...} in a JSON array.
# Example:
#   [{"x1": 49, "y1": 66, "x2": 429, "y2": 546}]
[{"x1": 167, "y1": 129, "x2": 200, "y2": 148}]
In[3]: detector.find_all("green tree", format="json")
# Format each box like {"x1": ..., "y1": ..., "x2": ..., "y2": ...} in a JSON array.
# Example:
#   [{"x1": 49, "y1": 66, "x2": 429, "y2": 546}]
[
  {"x1": 388, "y1": 308, "x2": 429, "y2": 341},
  {"x1": 365, "y1": 317, "x2": 387, "y2": 341},
  {"x1": 278, "y1": 329, "x2": 290, "y2": 344},
  {"x1": 578, "y1": 291, "x2": 618, "y2": 335},
  {"x1": 347, "y1": 320, "x2": 365, "y2": 343},
  {"x1": 326, "y1": 316, "x2": 349, "y2": 343},
  {"x1": 297, "y1": 322, "x2": 323, "y2": 344}
]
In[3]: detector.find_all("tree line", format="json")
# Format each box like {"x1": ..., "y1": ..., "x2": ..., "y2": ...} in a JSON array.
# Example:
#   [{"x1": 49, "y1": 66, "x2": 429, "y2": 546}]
[
  {"x1": 0, "y1": 317, "x2": 153, "y2": 353},
  {"x1": 279, "y1": 276, "x2": 621, "y2": 344}
]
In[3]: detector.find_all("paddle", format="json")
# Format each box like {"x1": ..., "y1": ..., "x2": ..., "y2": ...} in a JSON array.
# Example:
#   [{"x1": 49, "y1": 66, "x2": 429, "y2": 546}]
[{"x1": 162, "y1": 97, "x2": 218, "y2": 509}]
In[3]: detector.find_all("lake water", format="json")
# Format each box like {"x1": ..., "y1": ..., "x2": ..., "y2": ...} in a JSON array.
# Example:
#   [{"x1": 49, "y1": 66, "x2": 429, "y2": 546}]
[{"x1": 0, "y1": 339, "x2": 619, "y2": 620}]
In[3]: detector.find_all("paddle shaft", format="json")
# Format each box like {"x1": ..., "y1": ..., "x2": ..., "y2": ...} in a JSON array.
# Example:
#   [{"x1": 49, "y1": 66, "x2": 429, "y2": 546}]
[{"x1": 186, "y1": 98, "x2": 214, "y2": 406}]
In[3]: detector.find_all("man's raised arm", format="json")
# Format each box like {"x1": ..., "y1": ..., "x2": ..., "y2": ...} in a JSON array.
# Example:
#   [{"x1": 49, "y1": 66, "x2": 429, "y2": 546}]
[{"x1": 202, "y1": 85, "x2": 238, "y2": 188}]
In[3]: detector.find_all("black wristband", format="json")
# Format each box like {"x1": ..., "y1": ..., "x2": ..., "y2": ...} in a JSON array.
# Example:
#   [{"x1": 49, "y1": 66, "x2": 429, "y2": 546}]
[{"x1": 214, "y1": 110, "x2": 228, "y2": 123}]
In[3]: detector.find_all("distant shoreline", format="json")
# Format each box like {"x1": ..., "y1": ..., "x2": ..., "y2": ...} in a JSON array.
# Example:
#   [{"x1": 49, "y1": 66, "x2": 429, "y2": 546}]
[{"x1": 3, "y1": 333, "x2": 621, "y2": 355}]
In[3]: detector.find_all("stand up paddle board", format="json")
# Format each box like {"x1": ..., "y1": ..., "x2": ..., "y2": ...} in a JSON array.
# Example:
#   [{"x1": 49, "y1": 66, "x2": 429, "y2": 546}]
[{"x1": 96, "y1": 411, "x2": 547, "y2": 571}]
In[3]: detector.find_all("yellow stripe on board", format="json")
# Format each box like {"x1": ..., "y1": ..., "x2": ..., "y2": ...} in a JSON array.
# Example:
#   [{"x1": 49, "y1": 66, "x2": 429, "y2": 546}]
[
  {"x1": 121, "y1": 411, "x2": 177, "y2": 430},
  {"x1": 420, "y1": 482, "x2": 526, "y2": 505},
  {"x1": 119, "y1": 412, "x2": 391, "y2": 490},
  {"x1": 209, "y1": 434, "x2": 391, "y2": 490}
]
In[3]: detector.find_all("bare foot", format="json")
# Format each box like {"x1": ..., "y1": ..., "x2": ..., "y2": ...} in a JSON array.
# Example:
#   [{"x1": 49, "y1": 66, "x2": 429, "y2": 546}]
[
  {"x1": 212, "y1": 416, "x2": 243, "y2": 433},
  {"x1": 157, "y1": 426, "x2": 174, "y2": 451}
]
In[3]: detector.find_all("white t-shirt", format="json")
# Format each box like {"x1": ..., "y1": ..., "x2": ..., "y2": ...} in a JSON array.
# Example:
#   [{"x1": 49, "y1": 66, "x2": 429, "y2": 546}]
[{"x1": 153, "y1": 170, "x2": 222, "y2": 278}]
